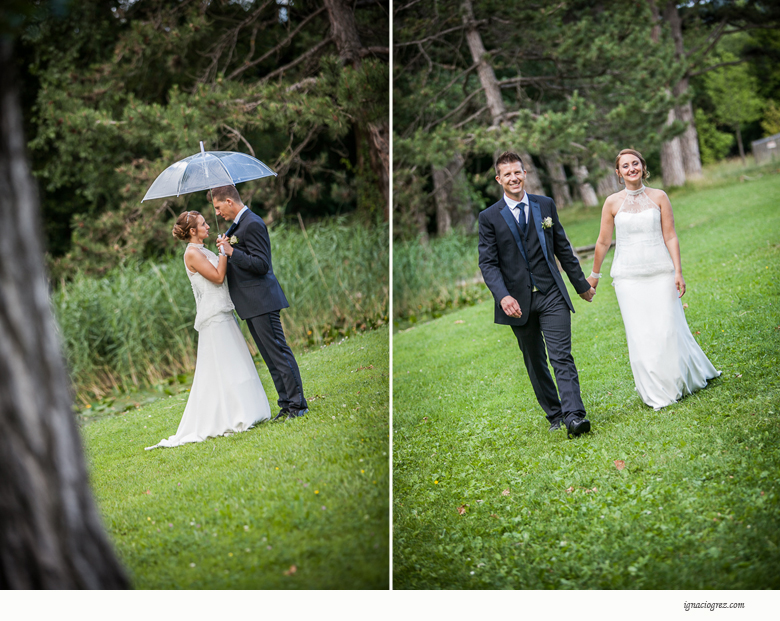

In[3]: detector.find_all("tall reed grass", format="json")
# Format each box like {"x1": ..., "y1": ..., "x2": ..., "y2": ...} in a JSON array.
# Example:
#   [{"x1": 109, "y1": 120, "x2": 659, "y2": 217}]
[
  {"x1": 393, "y1": 233, "x2": 488, "y2": 328},
  {"x1": 53, "y1": 217, "x2": 388, "y2": 398}
]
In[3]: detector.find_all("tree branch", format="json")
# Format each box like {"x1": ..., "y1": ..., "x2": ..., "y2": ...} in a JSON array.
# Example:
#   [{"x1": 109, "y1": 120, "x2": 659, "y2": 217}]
[
  {"x1": 286, "y1": 77, "x2": 319, "y2": 92},
  {"x1": 227, "y1": 6, "x2": 328, "y2": 81},
  {"x1": 688, "y1": 59, "x2": 746, "y2": 78},
  {"x1": 423, "y1": 86, "x2": 483, "y2": 132},
  {"x1": 453, "y1": 105, "x2": 489, "y2": 130},
  {"x1": 262, "y1": 36, "x2": 335, "y2": 82},
  {"x1": 394, "y1": 21, "x2": 488, "y2": 48},
  {"x1": 221, "y1": 124, "x2": 255, "y2": 156},
  {"x1": 360, "y1": 46, "x2": 390, "y2": 57},
  {"x1": 685, "y1": 17, "x2": 728, "y2": 60},
  {"x1": 275, "y1": 125, "x2": 321, "y2": 176},
  {"x1": 394, "y1": 0, "x2": 424, "y2": 14},
  {"x1": 199, "y1": 0, "x2": 274, "y2": 83}
]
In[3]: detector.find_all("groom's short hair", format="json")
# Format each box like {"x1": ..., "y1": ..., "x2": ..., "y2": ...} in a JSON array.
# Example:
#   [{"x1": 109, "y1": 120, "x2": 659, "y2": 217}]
[
  {"x1": 207, "y1": 185, "x2": 242, "y2": 204},
  {"x1": 494, "y1": 152, "x2": 524, "y2": 175}
]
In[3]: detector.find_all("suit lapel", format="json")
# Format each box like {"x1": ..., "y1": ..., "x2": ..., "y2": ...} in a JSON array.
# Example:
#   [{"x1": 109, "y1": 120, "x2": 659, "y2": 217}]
[
  {"x1": 499, "y1": 202, "x2": 529, "y2": 265},
  {"x1": 529, "y1": 198, "x2": 549, "y2": 260},
  {"x1": 227, "y1": 210, "x2": 250, "y2": 238}
]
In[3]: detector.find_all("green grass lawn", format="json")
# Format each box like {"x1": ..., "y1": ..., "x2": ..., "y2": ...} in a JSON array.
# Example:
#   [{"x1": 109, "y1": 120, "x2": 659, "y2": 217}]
[
  {"x1": 392, "y1": 174, "x2": 780, "y2": 589},
  {"x1": 81, "y1": 327, "x2": 389, "y2": 589}
]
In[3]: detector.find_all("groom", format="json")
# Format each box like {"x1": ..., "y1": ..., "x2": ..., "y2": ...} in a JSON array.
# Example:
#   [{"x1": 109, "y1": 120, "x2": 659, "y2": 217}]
[
  {"x1": 209, "y1": 185, "x2": 308, "y2": 421},
  {"x1": 478, "y1": 152, "x2": 594, "y2": 437}
]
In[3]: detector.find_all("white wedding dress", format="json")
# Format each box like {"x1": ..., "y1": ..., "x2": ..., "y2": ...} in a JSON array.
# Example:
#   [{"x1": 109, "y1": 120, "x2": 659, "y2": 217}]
[
  {"x1": 145, "y1": 244, "x2": 271, "y2": 449},
  {"x1": 610, "y1": 186, "x2": 720, "y2": 410}
]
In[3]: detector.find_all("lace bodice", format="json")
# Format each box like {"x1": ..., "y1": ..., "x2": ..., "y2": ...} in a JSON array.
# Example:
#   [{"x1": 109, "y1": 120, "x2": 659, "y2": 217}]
[
  {"x1": 185, "y1": 244, "x2": 235, "y2": 331},
  {"x1": 610, "y1": 186, "x2": 674, "y2": 280}
]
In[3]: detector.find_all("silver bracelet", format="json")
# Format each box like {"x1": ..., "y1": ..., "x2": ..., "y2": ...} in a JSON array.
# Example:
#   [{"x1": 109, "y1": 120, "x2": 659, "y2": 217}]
[{"x1": 590, "y1": 271, "x2": 602, "y2": 279}]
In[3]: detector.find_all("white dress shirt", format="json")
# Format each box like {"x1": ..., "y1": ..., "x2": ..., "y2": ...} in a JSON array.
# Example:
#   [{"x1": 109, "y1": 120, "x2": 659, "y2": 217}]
[
  {"x1": 232, "y1": 205, "x2": 249, "y2": 226},
  {"x1": 504, "y1": 193, "x2": 529, "y2": 225}
]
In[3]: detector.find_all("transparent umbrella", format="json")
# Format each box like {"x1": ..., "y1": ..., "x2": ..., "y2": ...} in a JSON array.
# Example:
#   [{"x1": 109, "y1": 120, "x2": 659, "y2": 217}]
[
  {"x1": 142, "y1": 141, "x2": 277, "y2": 234},
  {"x1": 142, "y1": 142, "x2": 277, "y2": 201}
]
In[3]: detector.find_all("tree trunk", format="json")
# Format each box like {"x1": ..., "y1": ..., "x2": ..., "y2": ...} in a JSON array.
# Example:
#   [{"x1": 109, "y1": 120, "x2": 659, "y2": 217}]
[
  {"x1": 323, "y1": 0, "x2": 389, "y2": 217},
  {"x1": 432, "y1": 153, "x2": 475, "y2": 235},
  {"x1": 461, "y1": 0, "x2": 544, "y2": 195},
  {"x1": 367, "y1": 121, "x2": 389, "y2": 221},
  {"x1": 660, "y1": 107, "x2": 687, "y2": 188},
  {"x1": 736, "y1": 124, "x2": 746, "y2": 165},
  {"x1": 573, "y1": 162, "x2": 599, "y2": 206},
  {"x1": 665, "y1": 1, "x2": 702, "y2": 179},
  {"x1": 543, "y1": 154, "x2": 571, "y2": 208},
  {"x1": 650, "y1": 0, "x2": 688, "y2": 187},
  {"x1": 518, "y1": 153, "x2": 544, "y2": 196},
  {"x1": 432, "y1": 166, "x2": 453, "y2": 235},
  {"x1": 596, "y1": 160, "x2": 617, "y2": 196},
  {"x1": 675, "y1": 92, "x2": 703, "y2": 179},
  {"x1": 461, "y1": 0, "x2": 504, "y2": 123},
  {"x1": 596, "y1": 158, "x2": 621, "y2": 197},
  {"x1": 322, "y1": 0, "x2": 362, "y2": 67},
  {"x1": 0, "y1": 39, "x2": 130, "y2": 589}
]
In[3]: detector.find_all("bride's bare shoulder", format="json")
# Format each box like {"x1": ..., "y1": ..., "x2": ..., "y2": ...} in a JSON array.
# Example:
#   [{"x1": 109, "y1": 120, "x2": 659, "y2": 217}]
[
  {"x1": 604, "y1": 190, "x2": 625, "y2": 213},
  {"x1": 645, "y1": 187, "x2": 671, "y2": 207},
  {"x1": 183, "y1": 245, "x2": 205, "y2": 271}
]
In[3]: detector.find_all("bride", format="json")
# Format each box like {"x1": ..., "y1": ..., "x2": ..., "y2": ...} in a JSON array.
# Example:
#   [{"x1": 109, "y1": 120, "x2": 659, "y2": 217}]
[
  {"x1": 587, "y1": 149, "x2": 719, "y2": 410},
  {"x1": 146, "y1": 211, "x2": 271, "y2": 450}
]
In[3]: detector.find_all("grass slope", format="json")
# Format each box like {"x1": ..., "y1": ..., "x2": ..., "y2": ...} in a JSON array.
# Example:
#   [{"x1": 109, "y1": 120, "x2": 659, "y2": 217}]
[
  {"x1": 393, "y1": 175, "x2": 780, "y2": 589},
  {"x1": 82, "y1": 327, "x2": 389, "y2": 589}
]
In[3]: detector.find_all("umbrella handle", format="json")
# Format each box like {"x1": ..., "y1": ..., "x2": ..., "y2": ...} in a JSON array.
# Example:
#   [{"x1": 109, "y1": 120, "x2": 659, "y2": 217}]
[{"x1": 212, "y1": 204, "x2": 225, "y2": 254}]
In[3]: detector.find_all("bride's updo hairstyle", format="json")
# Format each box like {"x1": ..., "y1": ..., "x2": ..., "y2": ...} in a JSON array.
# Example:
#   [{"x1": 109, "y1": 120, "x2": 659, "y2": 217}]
[
  {"x1": 615, "y1": 148, "x2": 650, "y2": 183},
  {"x1": 172, "y1": 211, "x2": 201, "y2": 241}
]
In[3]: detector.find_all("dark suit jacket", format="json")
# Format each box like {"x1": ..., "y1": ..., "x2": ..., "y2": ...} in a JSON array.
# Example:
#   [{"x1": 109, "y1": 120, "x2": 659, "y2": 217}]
[
  {"x1": 225, "y1": 209, "x2": 289, "y2": 320},
  {"x1": 478, "y1": 193, "x2": 590, "y2": 326}
]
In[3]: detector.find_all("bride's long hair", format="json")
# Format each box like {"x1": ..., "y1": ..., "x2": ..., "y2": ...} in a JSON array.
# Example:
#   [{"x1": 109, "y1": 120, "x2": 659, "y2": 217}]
[
  {"x1": 172, "y1": 211, "x2": 202, "y2": 241},
  {"x1": 615, "y1": 149, "x2": 650, "y2": 184}
]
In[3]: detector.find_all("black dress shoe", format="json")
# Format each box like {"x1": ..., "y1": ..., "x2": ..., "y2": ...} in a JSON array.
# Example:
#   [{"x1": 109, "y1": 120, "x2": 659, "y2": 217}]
[
  {"x1": 273, "y1": 409, "x2": 290, "y2": 422},
  {"x1": 286, "y1": 408, "x2": 308, "y2": 420},
  {"x1": 548, "y1": 419, "x2": 563, "y2": 432},
  {"x1": 566, "y1": 416, "x2": 591, "y2": 438}
]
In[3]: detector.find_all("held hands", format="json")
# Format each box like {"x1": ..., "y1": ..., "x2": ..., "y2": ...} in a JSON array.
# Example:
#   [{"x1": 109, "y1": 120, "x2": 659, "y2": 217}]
[
  {"x1": 216, "y1": 234, "x2": 233, "y2": 257},
  {"x1": 500, "y1": 295, "x2": 522, "y2": 319},
  {"x1": 579, "y1": 287, "x2": 596, "y2": 303},
  {"x1": 675, "y1": 273, "x2": 686, "y2": 298},
  {"x1": 586, "y1": 276, "x2": 599, "y2": 289}
]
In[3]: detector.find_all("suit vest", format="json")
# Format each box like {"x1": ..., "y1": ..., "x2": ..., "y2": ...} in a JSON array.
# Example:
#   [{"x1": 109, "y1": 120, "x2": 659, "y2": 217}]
[{"x1": 523, "y1": 216, "x2": 556, "y2": 294}]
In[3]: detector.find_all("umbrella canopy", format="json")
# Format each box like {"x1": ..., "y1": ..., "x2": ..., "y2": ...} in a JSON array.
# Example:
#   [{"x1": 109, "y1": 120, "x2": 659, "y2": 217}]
[{"x1": 142, "y1": 142, "x2": 277, "y2": 202}]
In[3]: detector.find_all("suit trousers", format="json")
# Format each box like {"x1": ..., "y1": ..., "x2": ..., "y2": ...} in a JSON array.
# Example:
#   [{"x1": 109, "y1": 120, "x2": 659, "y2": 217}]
[
  {"x1": 246, "y1": 311, "x2": 307, "y2": 413},
  {"x1": 510, "y1": 287, "x2": 586, "y2": 424}
]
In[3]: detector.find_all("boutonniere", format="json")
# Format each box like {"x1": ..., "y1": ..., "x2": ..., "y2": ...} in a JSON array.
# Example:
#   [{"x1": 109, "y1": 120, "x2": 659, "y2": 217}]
[
  {"x1": 229, "y1": 235, "x2": 239, "y2": 245},
  {"x1": 542, "y1": 217, "x2": 553, "y2": 230}
]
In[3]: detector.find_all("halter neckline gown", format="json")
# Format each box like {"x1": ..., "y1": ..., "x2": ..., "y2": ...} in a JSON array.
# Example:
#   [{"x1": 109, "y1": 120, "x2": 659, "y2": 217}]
[
  {"x1": 610, "y1": 186, "x2": 720, "y2": 410},
  {"x1": 145, "y1": 244, "x2": 271, "y2": 449}
]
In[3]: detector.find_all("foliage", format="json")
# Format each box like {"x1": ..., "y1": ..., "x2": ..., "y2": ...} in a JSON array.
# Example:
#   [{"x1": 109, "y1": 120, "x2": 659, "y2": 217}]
[
  {"x1": 16, "y1": 0, "x2": 388, "y2": 268},
  {"x1": 703, "y1": 51, "x2": 765, "y2": 131},
  {"x1": 81, "y1": 327, "x2": 389, "y2": 589},
  {"x1": 761, "y1": 100, "x2": 780, "y2": 137},
  {"x1": 393, "y1": 0, "x2": 780, "y2": 240},
  {"x1": 53, "y1": 217, "x2": 388, "y2": 399},
  {"x1": 743, "y1": 24, "x2": 780, "y2": 103},
  {"x1": 695, "y1": 109, "x2": 734, "y2": 164},
  {"x1": 392, "y1": 0, "x2": 687, "y2": 239},
  {"x1": 393, "y1": 173, "x2": 780, "y2": 588}
]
